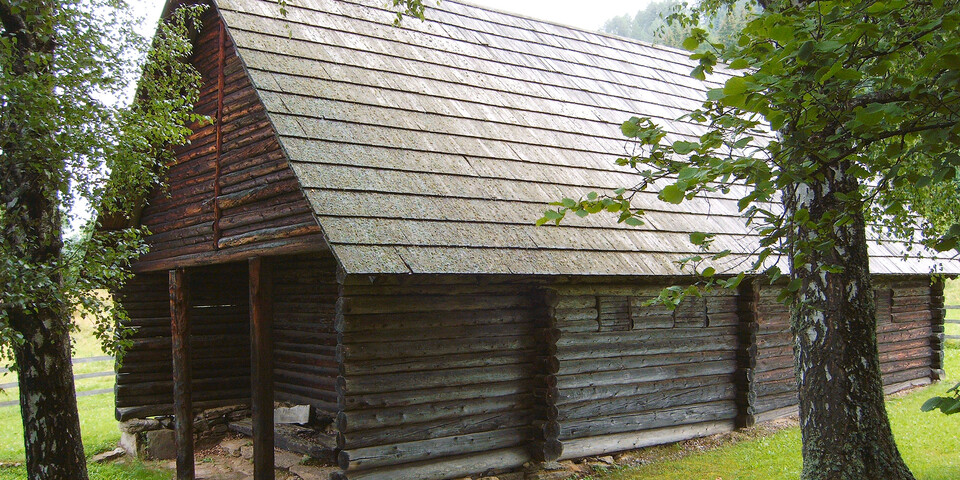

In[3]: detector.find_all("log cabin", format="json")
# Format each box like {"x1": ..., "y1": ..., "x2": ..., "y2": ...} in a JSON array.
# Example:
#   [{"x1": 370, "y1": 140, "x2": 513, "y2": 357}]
[{"x1": 108, "y1": 0, "x2": 959, "y2": 479}]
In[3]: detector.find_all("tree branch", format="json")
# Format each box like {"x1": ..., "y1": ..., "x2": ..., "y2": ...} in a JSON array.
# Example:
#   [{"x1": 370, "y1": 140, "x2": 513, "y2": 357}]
[
  {"x1": 0, "y1": 1, "x2": 26, "y2": 38},
  {"x1": 845, "y1": 88, "x2": 911, "y2": 110}
]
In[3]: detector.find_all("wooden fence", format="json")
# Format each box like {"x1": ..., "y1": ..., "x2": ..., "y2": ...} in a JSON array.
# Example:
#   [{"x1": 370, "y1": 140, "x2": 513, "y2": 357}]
[
  {"x1": 946, "y1": 305, "x2": 960, "y2": 340},
  {"x1": 0, "y1": 356, "x2": 114, "y2": 408}
]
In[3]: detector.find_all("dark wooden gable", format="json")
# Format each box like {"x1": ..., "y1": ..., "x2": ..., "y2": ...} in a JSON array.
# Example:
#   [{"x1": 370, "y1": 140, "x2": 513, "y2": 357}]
[{"x1": 133, "y1": 8, "x2": 322, "y2": 272}]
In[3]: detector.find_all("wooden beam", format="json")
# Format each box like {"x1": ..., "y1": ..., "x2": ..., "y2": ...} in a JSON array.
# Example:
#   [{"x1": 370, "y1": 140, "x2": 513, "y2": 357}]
[
  {"x1": 735, "y1": 279, "x2": 759, "y2": 429},
  {"x1": 250, "y1": 257, "x2": 275, "y2": 480},
  {"x1": 212, "y1": 19, "x2": 226, "y2": 250},
  {"x1": 169, "y1": 268, "x2": 194, "y2": 480},
  {"x1": 131, "y1": 235, "x2": 326, "y2": 273}
]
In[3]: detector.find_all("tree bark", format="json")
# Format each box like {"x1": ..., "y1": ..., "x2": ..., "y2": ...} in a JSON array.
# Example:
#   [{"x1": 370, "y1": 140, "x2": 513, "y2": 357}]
[
  {"x1": 10, "y1": 307, "x2": 89, "y2": 480},
  {"x1": 1, "y1": 2, "x2": 91, "y2": 479},
  {"x1": 786, "y1": 162, "x2": 914, "y2": 480}
]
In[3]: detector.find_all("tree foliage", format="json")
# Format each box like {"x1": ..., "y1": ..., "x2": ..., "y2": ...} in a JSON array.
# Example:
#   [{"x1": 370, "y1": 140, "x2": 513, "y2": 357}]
[
  {"x1": 549, "y1": 0, "x2": 960, "y2": 294},
  {"x1": 602, "y1": 0, "x2": 756, "y2": 50},
  {"x1": 923, "y1": 381, "x2": 960, "y2": 414},
  {"x1": 0, "y1": 0, "x2": 205, "y2": 365},
  {"x1": 545, "y1": 1, "x2": 960, "y2": 477}
]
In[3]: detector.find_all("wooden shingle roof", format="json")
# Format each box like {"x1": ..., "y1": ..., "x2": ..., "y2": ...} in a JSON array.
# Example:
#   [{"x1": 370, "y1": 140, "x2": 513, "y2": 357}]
[{"x1": 215, "y1": 0, "x2": 958, "y2": 276}]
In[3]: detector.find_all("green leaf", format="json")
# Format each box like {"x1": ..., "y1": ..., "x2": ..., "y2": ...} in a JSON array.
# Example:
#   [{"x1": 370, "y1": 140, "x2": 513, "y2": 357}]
[
  {"x1": 624, "y1": 217, "x2": 644, "y2": 227},
  {"x1": 682, "y1": 35, "x2": 701, "y2": 51},
  {"x1": 690, "y1": 231, "x2": 708, "y2": 245},
  {"x1": 797, "y1": 40, "x2": 815, "y2": 61},
  {"x1": 942, "y1": 398, "x2": 960, "y2": 414},
  {"x1": 701, "y1": 267, "x2": 716, "y2": 277},
  {"x1": 561, "y1": 198, "x2": 577, "y2": 208},
  {"x1": 621, "y1": 118, "x2": 641, "y2": 137},
  {"x1": 659, "y1": 184, "x2": 685, "y2": 204},
  {"x1": 942, "y1": 54, "x2": 960, "y2": 69},
  {"x1": 921, "y1": 397, "x2": 943, "y2": 412},
  {"x1": 770, "y1": 25, "x2": 794, "y2": 44},
  {"x1": 724, "y1": 76, "x2": 749, "y2": 96},
  {"x1": 543, "y1": 210, "x2": 563, "y2": 220},
  {"x1": 707, "y1": 88, "x2": 725, "y2": 101},
  {"x1": 673, "y1": 141, "x2": 698, "y2": 155}
]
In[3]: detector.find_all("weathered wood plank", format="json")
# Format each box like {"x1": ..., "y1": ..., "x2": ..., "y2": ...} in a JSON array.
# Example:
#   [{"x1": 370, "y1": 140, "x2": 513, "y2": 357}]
[
  {"x1": 169, "y1": 268, "x2": 194, "y2": 480},
  {"x1": 249, "y1": 257, "x2": 275, "y2": 480}
]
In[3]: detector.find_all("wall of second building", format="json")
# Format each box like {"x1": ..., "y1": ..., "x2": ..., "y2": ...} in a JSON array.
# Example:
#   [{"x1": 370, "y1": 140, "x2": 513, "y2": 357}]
[
  {"x1": 272, "y1": 252, "x2": 340, "y2": 415},
  {"x1": 115, "y1": 262, "x2": 251, "y2": 421},
  {"x1": 132, "y1": 8, "x2": 320, "y2": 271},
  {"x1": 546, "y1": 282, "x2": 743, "y2": 459},
  {"x1": 750, "y1": 276, "x2": 943, "y2": 423},
  {"x1": 335, "y1": 277, "x2": 548, "y2": 480}
]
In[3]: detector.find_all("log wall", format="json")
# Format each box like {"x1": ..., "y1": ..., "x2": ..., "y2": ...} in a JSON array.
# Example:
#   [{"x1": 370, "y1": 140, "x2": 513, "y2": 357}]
[
  {"x1": 115, "y1": 263, "x2": 251, "y2": 421},
  {"x1": 334, "y1": 278, "x2": 543, "y2": 480},
  {"x1": 546, "y1": 284, "x2": 741, "y2": 460},
  {"x1": 133, "y1": 8, "x2": 321, "y2": 273},
  {"x1": 751, "y1": 276, "x2": 940, "y2": 422},
  {"x1": 272, "y1": 253, "x2": 340, "y2": 414}
]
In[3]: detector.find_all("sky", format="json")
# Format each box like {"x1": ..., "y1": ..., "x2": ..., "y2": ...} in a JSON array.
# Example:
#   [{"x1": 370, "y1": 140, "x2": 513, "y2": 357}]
[
  {"x1": 457, "y1": 0, "x2": 650, "y2": 31},
  {"x1": 131, "y1": 0, "x2": 651, "y2": 34}
]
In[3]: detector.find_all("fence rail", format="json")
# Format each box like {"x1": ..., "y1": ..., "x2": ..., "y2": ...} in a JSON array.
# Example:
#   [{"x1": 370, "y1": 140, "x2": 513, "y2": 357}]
[
  {"x1": 946, "y1": 305, "x2": 960, "y2": 340},
  {"x1": 0, "y1": 356, "x2": 114, "y2": 408}
]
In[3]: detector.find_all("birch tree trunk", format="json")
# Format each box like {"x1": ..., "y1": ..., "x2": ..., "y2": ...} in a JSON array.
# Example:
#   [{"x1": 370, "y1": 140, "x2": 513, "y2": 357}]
[
  {"x1": 1, "y1": 1, "x2": 90, "y2": 478},
  {"x1": 787, "y1": 162, "x2": 914, "y2": 480}
]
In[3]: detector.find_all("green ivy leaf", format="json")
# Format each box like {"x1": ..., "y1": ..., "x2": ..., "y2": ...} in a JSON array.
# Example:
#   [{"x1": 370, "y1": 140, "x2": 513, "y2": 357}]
[{"x1": 659, "y1": 184, "x2": 685, "y2": 204}]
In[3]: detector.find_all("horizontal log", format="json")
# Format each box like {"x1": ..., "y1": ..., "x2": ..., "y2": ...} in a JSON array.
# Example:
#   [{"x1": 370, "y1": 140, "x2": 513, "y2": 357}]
[
  {"x1": 558, "y1": 350, "x2": 736, "y2": 376},
  {"x1": 132, "y1": 234, "x2": 326, "y2": 273},
  {"x1": 340, "y1": 335, "x2": 539, "y2": 362},
  {"x1": 217, "y1": 222, "x2": 320, "y2": 250},
  {"x1": 340, "y1": 323, "x2": 537, "y2": 345},
  {"x1": 554, "y1": 296, "x2": 595, "y2": 310},
  {"x1": 332, "y1": 447, "x2": 530, "y2": 480},
  {"x1": 338, "y1": 410, "x2": 533, "y2": 450},
  {"x1": 557, "y1": 360, "x2": 736, "y2": 390},
  {"x1": 339, "y1": 363, "x2": 537, "y2": 396},
  {"x1": 339, "y1": 294, "x2": 536, "y2": 315},
  {"x1": 557, "y1": 335, "x2": 738, "y2": 361},
  {"x1": 339, "y1": 427, "x2": 528, "y2": 472},
  {"x1": 557, "y1": 374, "x2": 732, "y2": 406},
  {"x1": 342, "y1": 350, "x2": 537, "y2": 376},
  {"x1": 560, "y1": 401, "x2": 738, "y2": 440},
  {"x1": 556, "y1": 326, "x2": 738, "y2": 348},
  {"x1": 116, "y1": 387, "x2": 249, "y2": 408},
  {"x1": 559, "y1": 420, "x2": 735, "y2": 460},
  {"x1": 337, "y1": 393, "x2": 533, "y2": 433},
  {"x1": 337, "y1": 309, "x2": 534, "y2": 334},
  {"x1": 883, "y1": 376, "x2": 932, "y2": 395},
  {"x1": 559, "y1": 383, "x2": 736, "y2": 421},
  {"x1": 341, "y1": 380, "x2": 531, "y2": 411},
  {"x1": 116, "y1": 399, "x2": 250, "y2": 421},
  {"x1": 753, "y1": 391, "x2": 797, "y2": 413},
  {"x1": 116, "y1": 375, "x2": 248, "y2": 397}
]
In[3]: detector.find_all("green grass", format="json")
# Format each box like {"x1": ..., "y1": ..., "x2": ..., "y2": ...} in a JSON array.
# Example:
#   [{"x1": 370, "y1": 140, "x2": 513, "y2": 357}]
[{"x1": 0, "y1": 297, "x2": 170, "y2": 480}]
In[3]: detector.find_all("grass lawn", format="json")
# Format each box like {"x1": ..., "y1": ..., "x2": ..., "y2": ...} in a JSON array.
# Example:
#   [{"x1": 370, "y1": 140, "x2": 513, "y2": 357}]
[{"x1": 0, "y1": 301, "x2": 171, "y2": 480}]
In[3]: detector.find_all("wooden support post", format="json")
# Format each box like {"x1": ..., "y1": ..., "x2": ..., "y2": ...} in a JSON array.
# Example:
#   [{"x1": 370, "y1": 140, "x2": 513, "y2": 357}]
[
  {"x1": 931, "y1": 277, "x2": 946, "y2": 381},
  {"x1": 532, "y1": 288, "x2": 563, "y2": 462},
  {"x1": 169, "y1": 268, "x2": 194, "y2": 480},
  {"x1": 250, "y1": 257, "x2": 275, "y2": 480},
  {"x1": 735, "y1": 279, "x2": 760, "y2": 429}
]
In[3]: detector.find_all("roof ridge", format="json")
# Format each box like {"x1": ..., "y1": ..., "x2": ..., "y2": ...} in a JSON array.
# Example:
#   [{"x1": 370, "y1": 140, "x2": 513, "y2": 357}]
[{"x1": 442, "y1": 0, "x2": 696, "y2": 59}]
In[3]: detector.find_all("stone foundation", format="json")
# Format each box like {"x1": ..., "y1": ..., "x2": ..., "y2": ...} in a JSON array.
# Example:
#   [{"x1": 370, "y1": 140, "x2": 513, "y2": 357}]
[{"x1": 119, "y1": 405, "x2": 250, "y2": 460}]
